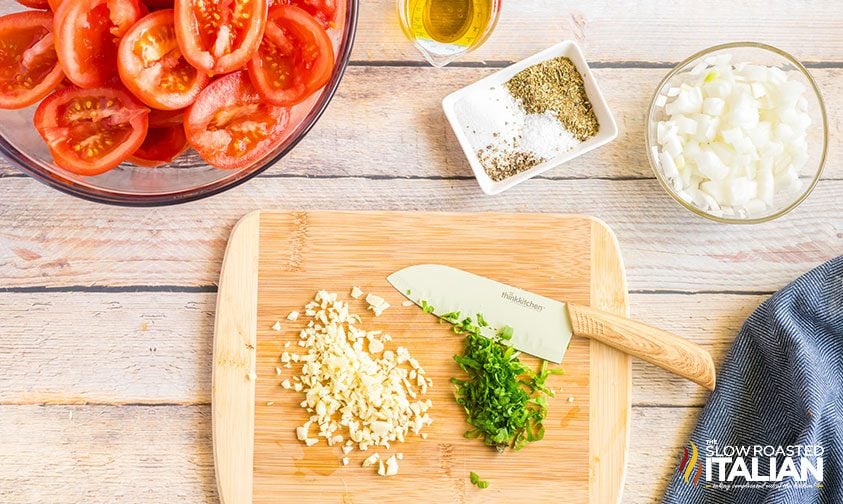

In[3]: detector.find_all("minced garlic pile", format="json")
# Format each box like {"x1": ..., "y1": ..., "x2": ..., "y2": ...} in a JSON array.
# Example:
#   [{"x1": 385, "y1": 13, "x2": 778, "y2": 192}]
[{"x1": 278, "y1": 289, "x2": 433, "y2": 476}]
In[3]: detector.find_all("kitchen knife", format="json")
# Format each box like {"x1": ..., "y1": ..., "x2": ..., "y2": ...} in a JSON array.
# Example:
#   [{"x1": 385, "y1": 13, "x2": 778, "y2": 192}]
[{"x1": 387, "y1": 264, "x2": 716, "y2": 390}]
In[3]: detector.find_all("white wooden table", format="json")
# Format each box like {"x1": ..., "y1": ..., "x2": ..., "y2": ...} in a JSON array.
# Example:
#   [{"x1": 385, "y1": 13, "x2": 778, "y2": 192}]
[{"x1": 1, "y1": 1, "x2": 841, "y2": 502}]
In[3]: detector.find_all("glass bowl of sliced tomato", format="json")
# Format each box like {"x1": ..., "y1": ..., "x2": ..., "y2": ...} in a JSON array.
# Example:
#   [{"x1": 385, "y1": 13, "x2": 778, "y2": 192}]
[{"x1": 0, "y1": 0, "x2": 358, "y2": 205}]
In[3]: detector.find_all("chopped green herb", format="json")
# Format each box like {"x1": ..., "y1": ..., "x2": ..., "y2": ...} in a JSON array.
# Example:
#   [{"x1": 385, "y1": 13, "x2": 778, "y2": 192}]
[
  {"x1": 420, "y1": 299, "x2": 435, "y2": 314},
  {"x1": 405, "y1": 289, "x2": 412, "y2": 295},
  {"x1": 469, "y1": 471, "x2": 489, "y2": 489},
  {"x1": 442, "y1": 311, "x2": 461, "y2": 322},
  {"x1": 533, "y1": 360, "x2": 566, "y2": 396},
  {"x1": 499, "y1": 325, "x2": 513, "y2": 340},
  {"x1": 450, "y1": 314, "x2": 560, "y2": 452},
  {"x1": 476, "y1": 313, "x2": 488, "y2": 327}
]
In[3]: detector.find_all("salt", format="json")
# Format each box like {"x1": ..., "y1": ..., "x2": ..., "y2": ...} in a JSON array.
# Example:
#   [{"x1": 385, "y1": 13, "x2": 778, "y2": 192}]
[
  {"x1": 455, "y1": 85, "x2": 523, "y2": 150},
  {"x1": 521, "y1": 111, "x2": 580, "y2": 160},
  {"x1": 454, "y1": 83, "x2": 582, "y2": 180}
]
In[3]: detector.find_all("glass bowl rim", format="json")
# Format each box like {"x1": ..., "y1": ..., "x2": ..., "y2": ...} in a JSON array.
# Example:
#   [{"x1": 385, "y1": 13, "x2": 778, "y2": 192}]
[
  {"x1": 645, "y1": 41, "x2": 829, "y2": 224},
  {"x1": 0, "y1": 0, "x2": 360, "y2": 207}
]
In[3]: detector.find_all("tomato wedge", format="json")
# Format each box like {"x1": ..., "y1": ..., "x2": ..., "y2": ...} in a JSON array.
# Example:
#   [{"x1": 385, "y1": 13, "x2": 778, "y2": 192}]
[
  {"x1": 292, "y1": 0, "x2": 336, "y2": 29},
  {"x1": 34, "y1": 85, "x2": 149, "y2": 175},
  {"x1": 174, "y1": 0, "x2": 268, "y2": 76},
  {"x1": 268, "y1": 0, "x2": 336, "y2": 29},
  {"x1": 130, "y1": 109, "x2": 187, "y2": 166},
  {"x1": 54, "y1": 0, "x2": 145, "y2": 88},
  {"x1": 143, "y1": 0, "x2": 173, "y2": 9},
  {"x1": 248, "y1": 5, "x2": 334, "y2": 106},
  {"x1": 0, "y1": 12, "x2": 65, "y2": 109},
  {"x1": 118, "y1": 9, "x2": 209, "y2": 110},
  {"x1": 185, "y1": 71, "x2": 290, "y2": 169},
  {"x1": 16, "y1": 0, "x2": 51, "y2": 9},
  {"x1": 47, "y1": 0, "x2": 64, "y2": 10}
]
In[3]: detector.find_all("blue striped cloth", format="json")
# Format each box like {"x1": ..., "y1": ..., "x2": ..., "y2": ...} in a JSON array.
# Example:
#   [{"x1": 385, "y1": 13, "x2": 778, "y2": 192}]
[{"x1": 663, "y1": 255, "x2": 843, "y2": 504}]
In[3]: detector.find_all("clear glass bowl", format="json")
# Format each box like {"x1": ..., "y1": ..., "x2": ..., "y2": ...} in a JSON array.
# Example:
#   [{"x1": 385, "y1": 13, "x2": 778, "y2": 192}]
[
  {"x1": 645, "y1": 42, "x2": 828, "y2": 224},
  {"x1": 0, "y1": 1, "x2": 359, "y2": 206}
]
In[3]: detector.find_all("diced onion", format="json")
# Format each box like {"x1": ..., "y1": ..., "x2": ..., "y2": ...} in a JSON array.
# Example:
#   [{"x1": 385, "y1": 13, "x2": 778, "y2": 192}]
[{"x1": 654, "y1": 54, "x2": 811, "y2": 217}]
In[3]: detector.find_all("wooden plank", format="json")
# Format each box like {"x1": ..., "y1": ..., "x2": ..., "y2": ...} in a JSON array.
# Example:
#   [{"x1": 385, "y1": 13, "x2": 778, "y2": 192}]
[
  {"x1": 0, "y1": 291, "x2": 766, "y2": 407},
  {"x1": 588, "y1": 219, "x2": 631, "y2": 504},
  {"x1": 0, "y1": 405, "x2": 218, "y2": 504},
  {"x1": 0, "y1": 403, "x2": 693, "y2": 504},
  {"x1": 1, "y1": 2, "x2": 841, "y2": 65},
  {"x1": 630, "y1": 293, "x2": 764, "y2": 408},
  {"x1": 0, "y1": 178, "x2": 839, "y2": 291},
  {"x1": 352, "y1": 0, "x2": 843, "y2": 65},
  {"x1": 626, "y1": 406, "x2": 700, "y2": 504},
  {"x1": 0, "y1": 292, "x2": 215, "y2": 405},
  {"x1": 2, "y1": 67, "x2": 841, "y2": 179}
]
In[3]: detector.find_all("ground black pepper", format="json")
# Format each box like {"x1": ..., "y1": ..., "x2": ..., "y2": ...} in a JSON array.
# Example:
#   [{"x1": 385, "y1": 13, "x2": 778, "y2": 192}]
[{"x1": 477, "y1": 136, "x2": 544, "y2": 182}]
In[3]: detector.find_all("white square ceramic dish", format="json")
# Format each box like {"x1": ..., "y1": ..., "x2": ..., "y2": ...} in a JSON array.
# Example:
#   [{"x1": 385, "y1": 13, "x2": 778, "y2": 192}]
[{"x1": 442, "y1": 41, "x2": 618, "y2": 195}]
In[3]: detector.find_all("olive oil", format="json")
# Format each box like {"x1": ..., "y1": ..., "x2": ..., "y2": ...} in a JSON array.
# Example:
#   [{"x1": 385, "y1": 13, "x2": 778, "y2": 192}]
[{"x1": 399, "y1": 0, "x2": 501, "y2": 67}]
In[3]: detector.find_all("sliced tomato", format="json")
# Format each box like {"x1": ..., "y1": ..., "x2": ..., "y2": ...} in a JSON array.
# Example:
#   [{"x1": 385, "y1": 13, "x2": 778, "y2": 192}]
[
  {"x1": 247, "y1": 5, "x2": 333, "y2": 106},
  {"x1": 185, "y1": 71, "x2": 290, "y2": 169},
  {"x1": 174, "y1": 0, "x2": 268, "y2": 76},
  {"x1": 47, "y1": 0, "x2": 64, "y2": 10},
  {"x1": 34, "y1": 85, "x2": 149, "y2": 175},
  {"x1": 143, "y1": 0, "x2": 173, "y2": 9},
  {"x1": 16, "y1": 0, "x2": 51, "y2": 9},
  {"x1": 130, "y1": 109, "x2": 187, "y2": 166},
  {"x1": 268, "y1": 0, "x2": 336, "y2": 29},
  {"x1": 54, "y1": 0, "x2": 145, "y2": 88},
  {"x1": 118, "y1": 9, "x2": 209, "y2": 110},
  {"x1": 0, "y1": 12, "x2": 65, "y2": 109},
  {"x1": 291, "y1": 0, "x2": 336, "y2": 29},
  {"x1": 146, "y1": 107, "x2": 183, "y2": 127}
]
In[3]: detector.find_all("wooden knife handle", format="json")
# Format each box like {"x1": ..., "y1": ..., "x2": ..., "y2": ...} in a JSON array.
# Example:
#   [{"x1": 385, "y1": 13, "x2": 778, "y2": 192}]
[{"x1": 567, "y1": 303, "x2": 717, "y2": 390}]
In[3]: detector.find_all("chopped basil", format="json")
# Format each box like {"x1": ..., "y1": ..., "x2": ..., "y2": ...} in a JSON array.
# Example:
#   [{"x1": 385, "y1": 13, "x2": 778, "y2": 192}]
[
  {"x1": 499, "y1": 325, "x2": 513, "y2": 340},
  {"x1": 420, "y1": 299, "x2": 435, "y2": 314},
  {"x1": 450, "y1": 314, "x2": 561, "y2": 452},
  {"x1": 469, "y1": 471, "x2": 489, "y2": 489}
]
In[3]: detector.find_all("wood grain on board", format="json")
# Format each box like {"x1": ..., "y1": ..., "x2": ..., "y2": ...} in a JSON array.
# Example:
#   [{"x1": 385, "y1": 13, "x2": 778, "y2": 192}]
[
  {"x1": 212, "y1": 213, "x2": 260, "y2": 504},
  {"x1": 210, "y1": 211, "x2": 628, "y2": 503},
  {"x1": 588, "y1": 219, "x2": 631, "y2": 504}
]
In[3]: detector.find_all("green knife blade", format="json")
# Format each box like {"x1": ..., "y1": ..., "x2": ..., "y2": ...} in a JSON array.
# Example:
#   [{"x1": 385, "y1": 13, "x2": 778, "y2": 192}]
[{"x1": 386, "y1": 264, "x2": 571, "y2": 363}]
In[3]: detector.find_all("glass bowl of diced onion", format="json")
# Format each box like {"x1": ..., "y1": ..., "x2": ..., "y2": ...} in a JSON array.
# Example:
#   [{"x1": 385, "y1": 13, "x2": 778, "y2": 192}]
[{"x1": 646, "y1": 42, "x2": 828, "y2": 224}]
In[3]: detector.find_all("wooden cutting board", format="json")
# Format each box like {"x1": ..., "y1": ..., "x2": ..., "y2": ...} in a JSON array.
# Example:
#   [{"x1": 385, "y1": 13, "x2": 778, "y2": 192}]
[{"x1": 213, "y1": 211, "x2": 631, "y2": 504}]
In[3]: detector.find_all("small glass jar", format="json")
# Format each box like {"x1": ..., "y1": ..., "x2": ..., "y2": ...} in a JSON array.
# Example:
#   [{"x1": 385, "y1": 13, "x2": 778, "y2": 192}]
[{"x1": 398, "y1": 0, "x2": 503, "y2": 67}]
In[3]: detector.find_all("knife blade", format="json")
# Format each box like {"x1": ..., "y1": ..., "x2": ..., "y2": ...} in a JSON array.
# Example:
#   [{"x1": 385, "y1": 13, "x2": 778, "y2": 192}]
[
  {"x1": 387, "y1": 264, "x2": 717, "y2": 390},
  {"x1": 387, "y1": 263, "x2": 570, "y2": 363}
]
